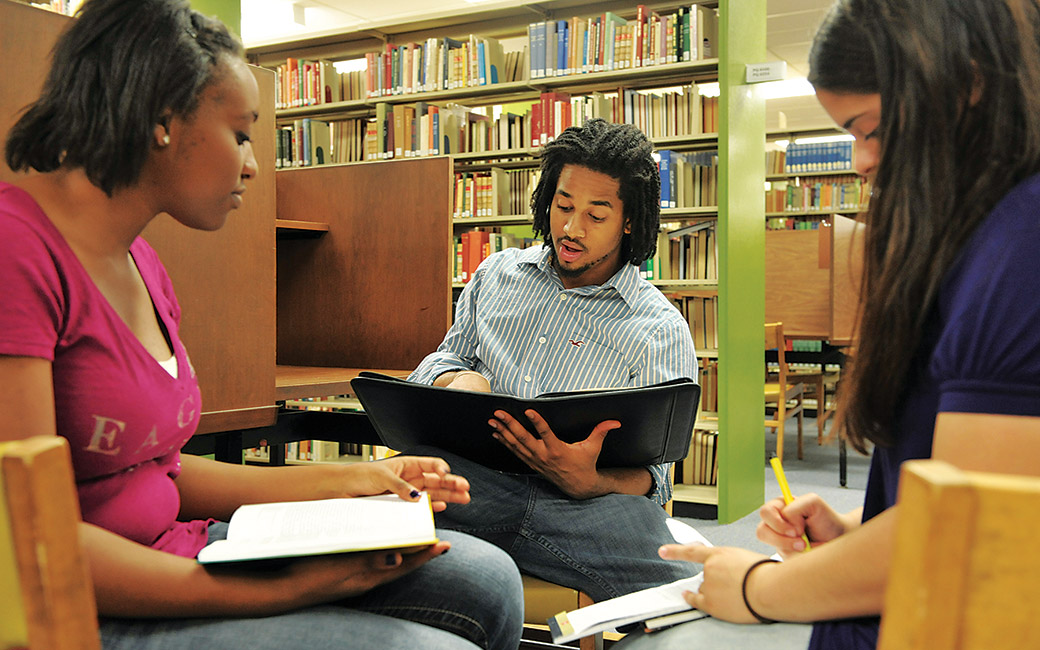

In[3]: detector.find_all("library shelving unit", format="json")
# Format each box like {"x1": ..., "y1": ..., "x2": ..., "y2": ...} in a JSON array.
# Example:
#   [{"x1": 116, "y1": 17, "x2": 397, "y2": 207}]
[{"x1": 250, "y1": 0, "x2": 766, "y2": 522}]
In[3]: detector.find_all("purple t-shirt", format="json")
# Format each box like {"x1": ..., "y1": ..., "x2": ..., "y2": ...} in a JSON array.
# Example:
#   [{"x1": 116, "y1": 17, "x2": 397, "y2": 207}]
[
  {"x1": 810, "y1": 172, "x2": 1040, "y2": 648},
  {"x1": 0, "y1": 182, "x2": 208, "y2": 558}
]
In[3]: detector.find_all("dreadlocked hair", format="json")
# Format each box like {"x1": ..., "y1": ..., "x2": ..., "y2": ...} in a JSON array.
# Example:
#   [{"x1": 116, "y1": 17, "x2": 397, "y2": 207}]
[{"x1": 530, "y1": 118, "x2": 661, "y2": 265}]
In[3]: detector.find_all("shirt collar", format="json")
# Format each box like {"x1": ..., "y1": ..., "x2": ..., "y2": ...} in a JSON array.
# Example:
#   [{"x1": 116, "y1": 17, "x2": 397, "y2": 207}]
[{"x1": 522, "y1": 245, "x2": 642, "y2": 309}]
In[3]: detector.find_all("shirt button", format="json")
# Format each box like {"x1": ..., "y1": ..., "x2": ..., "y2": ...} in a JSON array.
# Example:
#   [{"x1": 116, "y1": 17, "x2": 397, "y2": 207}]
[
  {"x1": 558, "y1": 294, "x2": 567, "y2": 301},
  {"x1": 524, "y1": 375, "x2": 532, "y2": 382},
  {"x1": 538, "y1": 336, "x2": 547, "y2": 344}
]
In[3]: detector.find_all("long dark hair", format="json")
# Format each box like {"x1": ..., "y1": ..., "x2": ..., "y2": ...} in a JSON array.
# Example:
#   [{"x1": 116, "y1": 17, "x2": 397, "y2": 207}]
[
  {"x1": 530, "y1": 118, "x2": 661, "y2": 265},
  {"x1": 5, "y1": 0, "x2": 242, "y2": 196},
  {"x1": 811, "y1": 0, "x2": 1040, "y2": 453}
]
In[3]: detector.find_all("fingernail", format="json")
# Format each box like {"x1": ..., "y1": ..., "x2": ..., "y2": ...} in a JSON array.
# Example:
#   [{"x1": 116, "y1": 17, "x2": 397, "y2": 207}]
[
  {"x1": 439, "y1": 547, "x2": 450, "y2": 556},
  {"x1": 793, "y1": 540, "x2": 805, "y2": 551},
  {"x1": 410, "y1": 489, "x2": 420, "y2": 499},
  {"x1": 385, "y1": 553, "x2": 399, "y2": 566}
]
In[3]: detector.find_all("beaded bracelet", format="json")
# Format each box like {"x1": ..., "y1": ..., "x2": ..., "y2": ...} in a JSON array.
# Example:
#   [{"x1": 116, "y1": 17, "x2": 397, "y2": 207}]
[{"x1": 741, "y1": 558, "x2": 780, "y2": 624}]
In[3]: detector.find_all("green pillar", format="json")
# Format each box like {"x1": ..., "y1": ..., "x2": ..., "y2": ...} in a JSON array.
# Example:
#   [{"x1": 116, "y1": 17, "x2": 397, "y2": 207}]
[
  {"x1": 717, "y1": 0, "x2": 766, "y2": 522},
  {"x1": 191, "y1": 0, "x2": 241, "y2": 37}
]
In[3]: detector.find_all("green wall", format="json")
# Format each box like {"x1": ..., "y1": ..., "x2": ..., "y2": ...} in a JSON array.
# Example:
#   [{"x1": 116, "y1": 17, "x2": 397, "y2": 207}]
[{"x1": 191, "y1": 0, "x2": 240, "y2": 37}]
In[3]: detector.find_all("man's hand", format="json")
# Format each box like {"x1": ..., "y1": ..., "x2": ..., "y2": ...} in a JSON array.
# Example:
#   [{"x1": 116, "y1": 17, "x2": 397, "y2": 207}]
[{"x1": 490, "y1": 408, "x2": 619, "y2": 498}]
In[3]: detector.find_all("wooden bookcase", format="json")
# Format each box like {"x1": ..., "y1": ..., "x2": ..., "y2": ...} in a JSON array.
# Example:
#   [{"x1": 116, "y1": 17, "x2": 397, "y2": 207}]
[{"x1": 253, "y1": 0, "x2": 767, "y2": 522}]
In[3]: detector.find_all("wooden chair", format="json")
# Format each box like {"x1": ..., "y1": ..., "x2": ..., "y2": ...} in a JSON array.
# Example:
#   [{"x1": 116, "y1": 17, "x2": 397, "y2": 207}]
[
  {"x1": 878, "y1": 460, "x2": 1040, "y2": 649},
  {"x1": 786, "y1": 364, "x2": 839, "y2": 445},
  {"x1": 523, "y1": 576, "x2": 602, "y2": 650},
  {"x1": 764, "y1": 323, "x2": 805, "y2": 461},
  {"x1": 522, "y1": 483, "x2": 675, "y2": 650},
  {"x1": 0, "y1": 436, "x2": 100, "y2": 650}
]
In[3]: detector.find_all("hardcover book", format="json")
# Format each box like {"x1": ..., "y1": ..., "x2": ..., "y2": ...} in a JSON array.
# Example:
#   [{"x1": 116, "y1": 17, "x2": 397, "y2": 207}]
[{"x1": 196, "y1": 494, "x2": 438, "y2": 565}]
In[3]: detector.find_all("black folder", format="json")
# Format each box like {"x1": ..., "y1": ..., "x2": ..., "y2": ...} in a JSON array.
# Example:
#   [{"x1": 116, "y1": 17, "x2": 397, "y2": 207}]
[{"x1": 350, "y1": 372, "x2": 700, "y2": 474}]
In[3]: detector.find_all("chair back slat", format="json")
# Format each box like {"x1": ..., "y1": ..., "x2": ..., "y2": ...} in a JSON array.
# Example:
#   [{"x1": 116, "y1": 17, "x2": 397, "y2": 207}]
[{"x1": 1, "y1": 436, "x2": 100, "y2": 650}]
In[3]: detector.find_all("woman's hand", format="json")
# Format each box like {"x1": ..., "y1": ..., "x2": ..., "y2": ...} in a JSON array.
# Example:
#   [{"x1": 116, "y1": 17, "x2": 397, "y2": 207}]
[
  {"x1": 659, "y1": 544, "x2": 778, "y2": 624},
  {"x1": 341, "y1": 455, "x2": 470, "y2": 512},
  {"x1": 281, "y1": 541, "x2": 452, "y2": 605},
  {"x1": 756, "y1": 493, "x2": 854, "y2": 558}
]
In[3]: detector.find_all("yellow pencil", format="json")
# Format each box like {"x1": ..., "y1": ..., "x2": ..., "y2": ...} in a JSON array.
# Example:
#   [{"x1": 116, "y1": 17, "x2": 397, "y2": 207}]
[{"x1": 769, "y1": 456, "x2": 811, "y2": 551}]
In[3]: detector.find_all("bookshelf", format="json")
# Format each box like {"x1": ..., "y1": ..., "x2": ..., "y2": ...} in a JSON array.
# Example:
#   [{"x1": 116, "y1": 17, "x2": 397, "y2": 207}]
[{"x1": 248, "y1": 0, "x2": 766, "y2": 522}]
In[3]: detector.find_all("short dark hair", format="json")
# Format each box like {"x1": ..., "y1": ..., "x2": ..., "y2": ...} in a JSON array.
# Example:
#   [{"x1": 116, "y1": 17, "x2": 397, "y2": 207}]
[
  {"x1": 810, "y1": 0, "x2": 1040, "y2": 453},
  {"x1": 530, "y1": 118, "x2": 660, "y2": 265},
  {"x1": 5, "y1": 0, "x2": 243, "y2": 196}
]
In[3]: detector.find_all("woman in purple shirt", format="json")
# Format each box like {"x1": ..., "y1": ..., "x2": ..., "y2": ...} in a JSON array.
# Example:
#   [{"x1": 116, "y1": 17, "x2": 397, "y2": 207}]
[
  {"x1": 0, "y1": 1, "x2": 521, "y2": 649},
  {"x1": 641, "y1": 0, "x2": 1040, "y2": 648}
]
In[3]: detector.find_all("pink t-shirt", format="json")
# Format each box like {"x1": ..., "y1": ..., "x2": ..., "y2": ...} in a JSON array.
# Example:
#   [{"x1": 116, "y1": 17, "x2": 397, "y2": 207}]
[{"x1": 0, "y1": 182, "x2": 209, "y2": 558}]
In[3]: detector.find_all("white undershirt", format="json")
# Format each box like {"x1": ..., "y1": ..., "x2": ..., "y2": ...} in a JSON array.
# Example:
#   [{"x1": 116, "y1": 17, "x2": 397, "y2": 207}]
[{"x1": 157, "y1": 354, "x2": 178, "y2": 379}]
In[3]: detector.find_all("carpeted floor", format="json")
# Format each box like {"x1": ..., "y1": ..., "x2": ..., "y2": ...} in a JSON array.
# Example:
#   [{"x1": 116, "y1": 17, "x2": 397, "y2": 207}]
[{"x1": 681, "y1": 416, "x2": 872, "y2": 551}]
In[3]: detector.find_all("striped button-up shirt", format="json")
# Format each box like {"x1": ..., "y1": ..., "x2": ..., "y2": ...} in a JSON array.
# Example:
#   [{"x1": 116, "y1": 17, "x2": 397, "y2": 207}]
[{"x1": 410, "y1": 245, "x2": 698, "y2": 504}]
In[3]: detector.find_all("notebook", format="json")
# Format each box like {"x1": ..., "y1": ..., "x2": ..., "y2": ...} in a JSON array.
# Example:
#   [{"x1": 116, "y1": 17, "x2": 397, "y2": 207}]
[{"x1": 350, "y1": 372, "x2": 700, "y2": 473}]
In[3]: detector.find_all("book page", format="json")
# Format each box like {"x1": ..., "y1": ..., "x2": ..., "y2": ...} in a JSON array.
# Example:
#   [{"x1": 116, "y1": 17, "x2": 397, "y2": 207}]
[
  {"x1": 198, "y1": 494, "x2": 437, "y2": 564},
  {"x1": 551, "y1": 574, "x2": 704, "y2": 643}
]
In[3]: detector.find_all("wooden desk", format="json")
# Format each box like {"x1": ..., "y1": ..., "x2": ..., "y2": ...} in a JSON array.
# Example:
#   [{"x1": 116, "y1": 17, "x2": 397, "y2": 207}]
[
  {"x1": 275, "y1": 365, "x2": 410, "y2": 400},
  {"x1": 185, "y1": 366, "x2": 412, "y2": 463}
]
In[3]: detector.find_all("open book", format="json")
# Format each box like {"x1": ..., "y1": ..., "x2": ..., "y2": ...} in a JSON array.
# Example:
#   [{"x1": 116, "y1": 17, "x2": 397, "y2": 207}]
[
  {"x1": 548, "y1": 518, "x2": 713, "y2": 644},
  {"x1": 350, "y1": 372, "x2": 700, "y2": 474},
  {"x1": 197, "y1": 494, "x2": 438, "y2": 564}
]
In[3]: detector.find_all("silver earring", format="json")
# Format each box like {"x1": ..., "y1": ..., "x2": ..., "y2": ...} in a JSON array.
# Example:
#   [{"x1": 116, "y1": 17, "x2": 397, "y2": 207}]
[{"x1": 160, "y1": 134, "x2": 170, "y2": 146}]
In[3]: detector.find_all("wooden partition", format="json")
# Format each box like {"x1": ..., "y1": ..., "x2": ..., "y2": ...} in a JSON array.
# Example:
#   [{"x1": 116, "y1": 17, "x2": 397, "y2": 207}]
[
  {"x1": 765, "y1": 214, "x2": 863, "y2": 343},
  {"x1": 0, "y1": 1, "x2": 68, "y2": 185},
  {"x1": 142, "y1": 67, "x2": 278, "y2": 434},
  {"x1": 830, "y1": 213, "x2": 865, "y2": 344},
  {"x1": 765, "y1": 225, "x2": 832, "y2": 338},
  {"x1": 275, "y1": 157, "x2": 453, "y2": 371},
  {"x1": 0, "y1": 2, "x2": 278, "y2": 434}
]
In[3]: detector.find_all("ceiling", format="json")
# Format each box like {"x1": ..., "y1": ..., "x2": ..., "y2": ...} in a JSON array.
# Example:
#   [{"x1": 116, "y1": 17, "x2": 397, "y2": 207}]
[{"x1": 241, "y1": 0, "x2": 838, "y2": 132}]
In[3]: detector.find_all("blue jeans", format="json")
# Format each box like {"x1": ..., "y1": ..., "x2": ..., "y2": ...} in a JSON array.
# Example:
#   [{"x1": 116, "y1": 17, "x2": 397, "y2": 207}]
[
  {"x1": 99, "y1": 528, "x2": 522, "y2": 650},
  {"x1": 407, "y1": 447, "x2": 699, "y2": 602}
]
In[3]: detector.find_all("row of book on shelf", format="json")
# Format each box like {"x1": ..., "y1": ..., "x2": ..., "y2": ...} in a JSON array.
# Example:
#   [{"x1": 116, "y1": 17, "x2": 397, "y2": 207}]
[
  {"x1": 453, "y1": 231, "x2": 541, "y2": 284},
  {"x1": 454, "y1": 219, "x2": 718, "y2": 286},
  {"x1": 266, "y1": 4, "x2": 719, "y2": 109},
  {"x1": 766, "y1": 216, "x2": 829, "y2": 231},
  {"x1": 647, "y1": 221, "x2": 718, "y2": 283},
  {"x1": 677, "y1": 359, "x2": 718, "y2": 486},
  {"x1": 667, "y1": 293, "x2": 718, "y2": 354},
  {"x1": 765, "y1": 174, "x2": 871, "y2": 214},
  {"x1": 274, "y1": 83, "x2": 718, "y2": 168},
  {"x1": 678, "y1": 428, "x2": 719, "y2": 486},
  {"x1": 529, "y1": 4, "x2": 718, "y2": 80},
  {"x1": 244, "y1": 397, "x2": 394, "y2": 464},
  {"x1": 659, "y1": 149, "x2": 718, "y2": 209},
  {"x1": 452, "y1": 147, "x2": 722, "y2": 221},
  {"x1": 766, "y1": 141, "x2": 856, "y2": 175},
  {"x1": 454, "y1": 168, "x2": 541, "y2": 219}
]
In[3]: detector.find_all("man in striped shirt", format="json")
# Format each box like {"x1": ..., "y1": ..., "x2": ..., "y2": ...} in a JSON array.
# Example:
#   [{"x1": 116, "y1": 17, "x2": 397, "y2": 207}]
[{"x1": 408, "y1": 119, "x2": 700, "y2": 601}]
